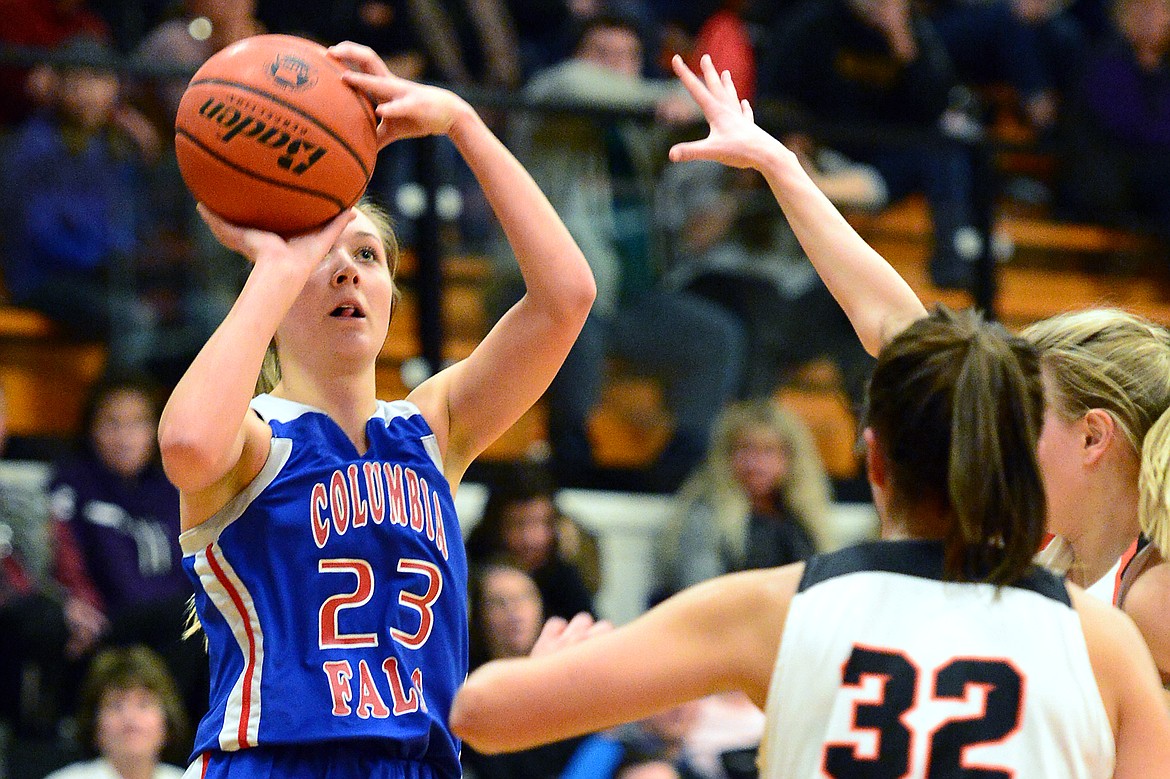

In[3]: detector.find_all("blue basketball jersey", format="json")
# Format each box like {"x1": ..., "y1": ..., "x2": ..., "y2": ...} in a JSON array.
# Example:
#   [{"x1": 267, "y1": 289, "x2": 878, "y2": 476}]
[{"x1": 179, "y1": 395, "x2": 467, "y2": 778}]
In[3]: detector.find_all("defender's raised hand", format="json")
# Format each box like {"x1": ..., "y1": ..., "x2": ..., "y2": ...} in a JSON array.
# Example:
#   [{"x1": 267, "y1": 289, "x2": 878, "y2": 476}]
[{"x1": 668, "y1": 54, "x2": 781, "y2": 171}]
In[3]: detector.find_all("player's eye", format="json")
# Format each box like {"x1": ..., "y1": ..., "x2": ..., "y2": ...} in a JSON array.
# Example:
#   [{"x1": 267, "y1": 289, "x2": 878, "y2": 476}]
[{"x1": 355, "y1": 246, "x2": 378, "y2": 264}]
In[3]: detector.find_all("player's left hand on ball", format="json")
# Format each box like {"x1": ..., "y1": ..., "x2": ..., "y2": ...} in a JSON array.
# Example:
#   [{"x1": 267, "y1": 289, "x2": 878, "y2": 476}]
[
  {"x1": 197, "y1": 203, "x2": 354, "y2": 273},
  {"x1": 530, "y1": 612, "x2": 613, "y2": 658},
  {"x1": 329, "y1": 41, "x2": 466, "y2": 148}
]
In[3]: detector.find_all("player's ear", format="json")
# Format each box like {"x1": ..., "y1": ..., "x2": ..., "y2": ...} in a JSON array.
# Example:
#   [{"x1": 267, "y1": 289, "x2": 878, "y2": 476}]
[
  {"x1": 1080, "y1": 409, "x2": 1116, "y2": 466},
  {"x1": 863, "y1": 427, "x2": 888, "y2": 491}
]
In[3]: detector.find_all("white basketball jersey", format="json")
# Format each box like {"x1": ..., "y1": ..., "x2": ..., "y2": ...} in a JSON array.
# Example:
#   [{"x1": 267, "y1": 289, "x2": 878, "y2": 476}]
[{"x1": 760, "y1": 540, "x2": 1114, "y2": 779}]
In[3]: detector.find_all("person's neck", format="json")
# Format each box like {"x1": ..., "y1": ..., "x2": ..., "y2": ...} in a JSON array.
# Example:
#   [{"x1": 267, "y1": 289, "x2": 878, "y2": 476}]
[
  {"x1": 106, "y1": 754, "x2": 156, "y2": 779},
  {"x1": 272, "y1": 367, "x2": 378, "y2": 452},
  {"x1": 1063, "y1": 506, "x2": 1140, "y2": 588},
  {"x1": 1063, "y1": 448, "x2": 1142, "y2": 587}
]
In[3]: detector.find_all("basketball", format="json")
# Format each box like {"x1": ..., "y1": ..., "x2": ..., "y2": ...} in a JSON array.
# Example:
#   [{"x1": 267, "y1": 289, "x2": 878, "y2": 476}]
[{"x1": 175, "y1": 34, "x2": 378, "y2": 235}]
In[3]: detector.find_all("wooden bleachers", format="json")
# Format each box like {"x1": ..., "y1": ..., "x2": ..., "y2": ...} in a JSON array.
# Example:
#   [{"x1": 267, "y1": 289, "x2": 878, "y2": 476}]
[
  {"x1": 0, "y1": 307, "x2": 107, "y2": 441},
  {"x1": 5, "y1": 196, "x2": 1168, "y2": 484}
]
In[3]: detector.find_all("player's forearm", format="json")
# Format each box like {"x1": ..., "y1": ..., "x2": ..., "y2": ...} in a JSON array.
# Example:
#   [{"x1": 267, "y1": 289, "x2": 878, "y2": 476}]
[
  {"x1": 756, "y1": 142, "x2": 926, "y2": 355},
  {"x1": 448, "y1": 106, "x2": 595, "y2": 323}
]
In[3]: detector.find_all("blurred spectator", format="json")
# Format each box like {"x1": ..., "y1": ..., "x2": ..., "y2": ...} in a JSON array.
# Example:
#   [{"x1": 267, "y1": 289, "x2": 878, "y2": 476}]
[
  {"x1": 465, "y1": 462, "x2": 597, "y2": 620},
  {"x1": 498, "y1": 13, "x2": 746, "y2": 491},
  {"x1": 756, "y1": 0, "x2": 982, "y2": 290},
  {"x1": 688, "y1": 0, "x2": 756, "y2": 100},
  {"x1": 129, "y1": 0, "x2": 259, "y2": 350},
  {"x1": 467, "y1": 561, "x2": 545, "y2": 671},
  {"x1": 47, "y1": 376, "x2": 206, "y2": 732},
  {"x1": 499, "y1": 0, "x2": 663, "y2": 79},
  {"x1": 657, "y1": 158, "x2": 877, "y2": 406},
  {"x1": 0, "y1": 0, "x2": 112, "y2": 129},
  {"x1": 43, "y1": 645, "x2": 189, "y2": 778},
  {"x1": 0, "y1": 36, "x2": 159, "y2": 375},
  {"x1": 559, "y1": 693, "x2": 764, "y2": 779},
  {"x1": 0, "y1": 34, "x2": 231, "y2": 383},
  {"x1": 461, "y1": 562, "x2": 592, "y2": 778},
  {"x1": 1055, "y1": 0, "x2": 1170, "y2": 245},
  {"x1": 928, "y1": 0, "x2": 1086, "y2": 133},
  {"x1": 131, "y1": 0, "x2": 263, "y2": 137},
  {"x1": 558, "y1": 701, "x2": 708, "y2": 779},
  {"x1": 0, "y1": 382, "x2": 71, "y2": 742},
  {"x1": 656, "y1": 400, "x2": 832, "y2": 598}
]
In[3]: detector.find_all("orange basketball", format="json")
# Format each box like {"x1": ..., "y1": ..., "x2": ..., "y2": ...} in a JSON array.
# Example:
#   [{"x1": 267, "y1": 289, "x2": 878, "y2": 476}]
[{"x1": 175, "y1": 34, "x2": 378, "y2": 235}]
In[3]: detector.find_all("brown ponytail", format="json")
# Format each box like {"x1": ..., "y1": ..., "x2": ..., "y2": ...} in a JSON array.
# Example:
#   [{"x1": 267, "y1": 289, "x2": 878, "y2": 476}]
[{"x1": 866, "y1": 305, "x2": 1046, "y2": 583}]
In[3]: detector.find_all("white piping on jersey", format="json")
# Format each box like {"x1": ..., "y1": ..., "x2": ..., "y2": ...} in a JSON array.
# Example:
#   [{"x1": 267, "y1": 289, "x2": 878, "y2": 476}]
[
  {"x1": 192, "y1": 541, "x2": 264, "y2": 750},
  {"x1": 180, "y1": 437, "x2": 293, "y2": 556},
  {"x1": 250, "y1": 394, "x2": 446, "y2": 474}
]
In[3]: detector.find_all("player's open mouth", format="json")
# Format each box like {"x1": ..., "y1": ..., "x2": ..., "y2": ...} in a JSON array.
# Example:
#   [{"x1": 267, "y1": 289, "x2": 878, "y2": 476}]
[{"x1": 330, "y1": 305, "x2": 366, "y2": 318}]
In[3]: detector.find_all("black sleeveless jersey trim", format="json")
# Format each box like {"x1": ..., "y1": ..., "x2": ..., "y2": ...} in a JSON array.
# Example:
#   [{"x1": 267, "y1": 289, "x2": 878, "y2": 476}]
[{"x1": 798, "y1": 539, "x2": 1070, "y2": 606}]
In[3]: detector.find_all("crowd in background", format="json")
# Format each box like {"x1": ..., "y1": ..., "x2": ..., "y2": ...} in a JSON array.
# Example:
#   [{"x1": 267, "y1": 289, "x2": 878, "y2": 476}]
[{"x1": 0, "y1": 0, "x2": 1168, "y2": 776}]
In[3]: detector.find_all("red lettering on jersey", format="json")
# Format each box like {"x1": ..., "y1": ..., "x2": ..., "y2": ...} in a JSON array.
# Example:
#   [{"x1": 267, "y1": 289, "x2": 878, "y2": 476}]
[
  {"x1": 382, "y1": 657, "x2": 420, "y2": 715},
  {"x1": 432, "y1": 493, "x2": 448, "y2": 560},
  {"x1": 355, "y1": 659, "x2": 391, "y2": 719},
  {"x1": 310, "y1": 482, "x2": 330, "y2": 548},
  {"x1": 406, "y1": 469, "x2": 424, "y2": 532},
  {"x1": 364, "y1": 462, "x2": 386, "y2": 524},
  {"x1": 329, "y1": 470, "x2": 350, "y2": 536},
  {"x1": 384, "y1": 463, "x2": 408, "y2": 526},
  {"x1": 347, "y1": 464, "x2": 369, "y2": 528},
  {"x1": 318, "y1": 559, "x2": 378, "y2": 648},
  {"x1": 391, "y1": 559, "x2": 442, "y2": 649},
  {"x1": 322, "y1": 660, "x2": 354, "y2": 716}
]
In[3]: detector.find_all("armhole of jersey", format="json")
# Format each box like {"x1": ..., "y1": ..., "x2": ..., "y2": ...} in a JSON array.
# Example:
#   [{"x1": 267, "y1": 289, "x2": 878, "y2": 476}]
[
  {"x1": 377, "y1": 398, "x2": 446, "y2": 473},
  {"x1": 179, "y1": 437, "x2": 293, "y2": 555}
]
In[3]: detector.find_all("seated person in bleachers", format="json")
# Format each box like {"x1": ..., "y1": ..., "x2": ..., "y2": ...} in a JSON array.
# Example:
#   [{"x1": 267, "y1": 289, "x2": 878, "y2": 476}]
[
  {"x1": 927, "y1": 0, "x2": 1086, "y2": 134},
  {"x1": 0, "y1": 35, "x2": 158, "y2": 375},
  {"x1": 497, "y1": 12, "x2": 746, "y2": 491},
  {"x1": 43, "y1": 645, "x2": 190, "y2": 779},
  {"x1": 657, "y1": 156, "x2": 877, "y2": 408},
  {"x1": 462, "y1": 562, "x2": 594, "y2": 779},
  {"x1": 756, "y1": 0, "x2": 983, "y2": 290},
  {"x1": 464, "y1": 461, "x2": 597, "y2": 621},
  {"x1": 1055, "y1": 0, "x2": 1170, "y2": 247},
  {"x1": 47, "y1": 376, "x2": 207, "y2": 733},
  {"x1": 656, "y1": 400, "x2": 832, "y2": 598},
  {"x1": 0, "y1": 35, "x2": 225, "y2": 382}
]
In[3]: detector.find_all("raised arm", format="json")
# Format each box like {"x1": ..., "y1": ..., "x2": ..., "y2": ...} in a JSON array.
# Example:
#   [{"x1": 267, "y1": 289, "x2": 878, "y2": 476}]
[
  {"x1": 450, "y1": 566, "x2": 799, "y2": 753},
  {"x1": 158, "y1": 208, "x2": 354, "y2": 513},
  {"x1": 669, "y1": 54, "x2": 925, "y2": 355},
  {"x1": 332, "y1": 42, "x2": 595, "y2": 483}
]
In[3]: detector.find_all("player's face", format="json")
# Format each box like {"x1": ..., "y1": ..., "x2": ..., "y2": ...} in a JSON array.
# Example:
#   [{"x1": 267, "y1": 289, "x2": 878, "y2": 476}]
[
  {"x1": 94, "y1": 685, "x2": 168, "y2": 764},
  {"x1": 91, "y1": 390, "x2": 157, "y2": 479},
  {"x1": 481, "y1": 567, "x2": 543, "y2": 659},
  {"x1": 280, "y1": 209, "x2": 395, "y2": 367},
  {"x1": 1035, "y1": 373, "x2": 1085, "y2": 538},
  {"x1": 729, "y1": 426, "x2": 790, "y2": 501}
]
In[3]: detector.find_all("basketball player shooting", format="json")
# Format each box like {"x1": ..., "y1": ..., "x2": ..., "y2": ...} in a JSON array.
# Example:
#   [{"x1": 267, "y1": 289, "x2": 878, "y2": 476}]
[{"x1": 157, "y1": 40, "x2": 595, "y2": 778}]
